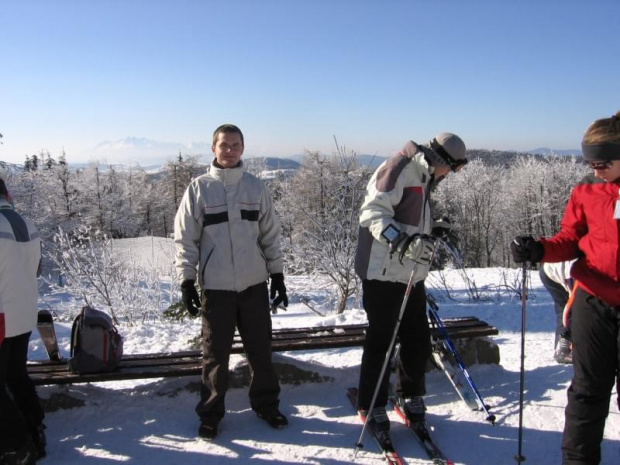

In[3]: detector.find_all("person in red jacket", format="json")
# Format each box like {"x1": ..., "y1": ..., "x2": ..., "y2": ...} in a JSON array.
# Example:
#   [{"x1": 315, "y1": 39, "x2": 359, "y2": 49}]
[{"x1": 511, "y1": 111, "x2": 620, "y2": 465}]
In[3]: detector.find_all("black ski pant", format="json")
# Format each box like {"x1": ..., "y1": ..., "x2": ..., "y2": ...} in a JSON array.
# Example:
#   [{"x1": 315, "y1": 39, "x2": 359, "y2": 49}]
[
  {"x1": 357, "y1": 279, "x2": 430, "y2": 411},
  {"x1": 539, "y1": 267, "x2": 571, "y2": 346},
  {"x1": 195, "y1": 282, "x2": 281, "y2": 422},
  {"x1": 561, "y1": 287, "x2": 620, "y2": 465},
  {"x1": 0, "y1": 331, "x2": 44, "y2": 453}
]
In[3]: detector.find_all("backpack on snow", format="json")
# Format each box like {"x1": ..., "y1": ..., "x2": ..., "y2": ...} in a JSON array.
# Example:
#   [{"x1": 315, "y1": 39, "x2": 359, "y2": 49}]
[{"x1": 69, "y1": 306, "x2": 123, "y2": 374}]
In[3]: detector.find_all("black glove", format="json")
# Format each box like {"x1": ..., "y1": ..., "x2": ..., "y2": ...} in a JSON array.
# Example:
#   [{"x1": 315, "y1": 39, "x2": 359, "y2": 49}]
[
  {"x1": 431, "y1": 217, "x2": 453, "y2": 240},
  {"x1": 270, "y1": 273, "x2": 288, "y2": 308},
  {"x1": 180, "y1": 280, "x2": 201, "y2": 316},
  {"x1": 510, "y1": 236, "x2": 544, "y2": 264},
  {"x1": 398, "y1": 234, "x2": 436, "y2": 265}
]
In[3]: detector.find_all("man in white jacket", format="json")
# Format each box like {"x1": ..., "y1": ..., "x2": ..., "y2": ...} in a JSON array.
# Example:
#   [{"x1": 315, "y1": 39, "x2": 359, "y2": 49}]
[
  {"x1": 174, "y1": 124, "x2": 288, "y2": 440},
  {"x1": 0, "y1": 178, "x2": 45, "y2": 465},
  {"x1": 354, "y1": 133, "x2": 467, "y2": 432}
]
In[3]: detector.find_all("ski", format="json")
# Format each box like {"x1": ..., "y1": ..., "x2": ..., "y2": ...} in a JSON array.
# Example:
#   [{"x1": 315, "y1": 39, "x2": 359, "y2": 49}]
[
  {"x1": 347, "y1": 387, "x2": 405, "y2": 465},
  {"x1": 427, "y1": 298, "x2": 496, "y2": 424},
  {"x1": 431, "y1": 339, "x2": 480, "y2": 410},
  {"x1": 390, "y1": 397, "x2": 454, "y2": 465},
  {"x1": 36, "y1": 310, "x2": 62, "y2": 362}
]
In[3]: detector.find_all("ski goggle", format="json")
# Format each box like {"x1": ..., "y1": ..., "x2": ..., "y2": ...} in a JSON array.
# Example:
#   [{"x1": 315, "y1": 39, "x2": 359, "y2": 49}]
[
  {"x1": 586, "y1": 160, "x2": 613, "y2": 170},
  {"x1": 430, "y1": 138, "x2": 468, "y2": 172}
]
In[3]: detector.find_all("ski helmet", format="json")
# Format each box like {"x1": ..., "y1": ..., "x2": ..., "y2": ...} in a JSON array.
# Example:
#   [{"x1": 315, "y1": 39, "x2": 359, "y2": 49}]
[{"x1": 425, "y1": 133, "x2": 467, "y2": 170}]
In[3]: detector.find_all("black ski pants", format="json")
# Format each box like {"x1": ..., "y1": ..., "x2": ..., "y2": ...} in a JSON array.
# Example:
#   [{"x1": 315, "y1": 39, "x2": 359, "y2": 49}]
[
  {"x1": 539, "y1": 267, "x2": 571, "y2": 345},
  {"x1": 561, "y1": 287, "x2": 620, "y2": 465},
  {"x1": 0, "y1": 331, "x2": 44, "y2": 453},
  {"x1": 195, "y1": 282, "x2": 281, "y2": 421},
  {"x1": 358, "y1": 279, "x2": 430, "y2": 411}
]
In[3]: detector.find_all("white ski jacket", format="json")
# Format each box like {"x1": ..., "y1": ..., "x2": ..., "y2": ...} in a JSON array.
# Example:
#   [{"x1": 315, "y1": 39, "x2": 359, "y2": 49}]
[
  {"x1": 174, "y1": 161, "x2": 283, "y2": 292},
  {"x1": 0, "y1": 198, "x2": 41, "y2": 338},
  {"x1": 542, "y1": 260, "x2": 576, "y2": 294},
  {"x1": 355, "y1": 142, "x2": 434, "y2": 285}
]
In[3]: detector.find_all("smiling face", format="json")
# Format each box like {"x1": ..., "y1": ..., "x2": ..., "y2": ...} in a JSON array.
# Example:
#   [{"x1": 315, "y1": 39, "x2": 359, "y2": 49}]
[{"x1": 212, "y1": 131, "x2": 244, "y2": 168}]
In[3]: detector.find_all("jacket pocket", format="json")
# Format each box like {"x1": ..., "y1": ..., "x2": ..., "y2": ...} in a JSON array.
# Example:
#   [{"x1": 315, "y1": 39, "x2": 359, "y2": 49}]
[
  {"x1": 256, "y1": 240, "x2": 269, "y2": 273},
  {"x1": 201, "y1": 247, "x2": 215, "y2": 284}
]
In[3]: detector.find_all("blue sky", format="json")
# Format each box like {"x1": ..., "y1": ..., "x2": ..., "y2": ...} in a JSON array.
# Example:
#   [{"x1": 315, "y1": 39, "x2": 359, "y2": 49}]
[{"x1": 1, "y1": 0, "x2": 619, "y2": 165}]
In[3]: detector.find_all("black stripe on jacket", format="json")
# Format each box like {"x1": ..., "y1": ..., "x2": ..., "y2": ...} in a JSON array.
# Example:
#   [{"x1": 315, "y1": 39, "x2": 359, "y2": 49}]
[
  {"x1": 240, "y1": 210, "x2": 259, "y2": 221},
  {"x1": 0, "y1": 209, "x2": 31, "y2": 242},
  {"x1": 203, "y1": 212, "x2": 229, "y2": 226}
]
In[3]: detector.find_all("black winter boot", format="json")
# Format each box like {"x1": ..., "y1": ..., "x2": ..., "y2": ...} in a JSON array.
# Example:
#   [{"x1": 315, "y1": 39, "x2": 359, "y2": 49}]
[
  {"x1": 0, "y1": 436, "x2": 37, "y2": 465},
  {"x1": 198, "y1": 417, "x2": 220, "y2": 440},
  {"x1": 256, "y1": 408, "x2": 288, "y2": 429}
]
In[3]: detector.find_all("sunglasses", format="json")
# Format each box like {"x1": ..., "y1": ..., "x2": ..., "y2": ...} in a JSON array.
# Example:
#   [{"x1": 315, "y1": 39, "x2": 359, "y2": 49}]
[{"x1": 587, "y1": 160, "x2": 613, "y2": 170}]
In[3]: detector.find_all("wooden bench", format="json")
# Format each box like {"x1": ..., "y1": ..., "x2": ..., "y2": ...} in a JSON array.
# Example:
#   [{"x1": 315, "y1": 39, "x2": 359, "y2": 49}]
[{"x1": 27, "y1": 316, "x2": 498, "y2": 386}]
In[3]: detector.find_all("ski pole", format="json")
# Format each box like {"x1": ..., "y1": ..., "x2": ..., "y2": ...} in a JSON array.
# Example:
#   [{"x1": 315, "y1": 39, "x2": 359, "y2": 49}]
[
  {"x1": 353, "y1": 240, "x2": 438, "y2": 457},
  {"x1": 514, "y1": 261, "x2": 528, "y2": 463},
  {"x1": 427, "y1": 298, "x2": 496, "y2": 424}
]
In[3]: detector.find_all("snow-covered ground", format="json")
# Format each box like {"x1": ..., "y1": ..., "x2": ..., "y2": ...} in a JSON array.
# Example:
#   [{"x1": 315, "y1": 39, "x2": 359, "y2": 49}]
[{"x1": 28, "y1": 240, "x2": 620, "y2": 464}]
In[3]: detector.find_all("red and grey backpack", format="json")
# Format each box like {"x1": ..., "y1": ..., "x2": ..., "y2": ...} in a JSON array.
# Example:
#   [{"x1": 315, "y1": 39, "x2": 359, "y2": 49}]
[{"x1": 69, "y1": 306, "x2": 123, "y2": 374}]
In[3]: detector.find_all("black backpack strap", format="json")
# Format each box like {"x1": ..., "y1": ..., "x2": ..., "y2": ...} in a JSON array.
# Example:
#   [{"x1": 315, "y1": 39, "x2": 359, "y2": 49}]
[{"x1": 69, "y1": 309, "x2": 84, "y2": 357}]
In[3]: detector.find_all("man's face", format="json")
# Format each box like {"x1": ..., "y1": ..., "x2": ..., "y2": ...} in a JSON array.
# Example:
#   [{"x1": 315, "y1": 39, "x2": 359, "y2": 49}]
[
  {"x1": 212, "y1": 132, "x2": 244, "y2": 168},
  {"x1": 433, "y1": 165, "x2": 453, "y2": 178}
]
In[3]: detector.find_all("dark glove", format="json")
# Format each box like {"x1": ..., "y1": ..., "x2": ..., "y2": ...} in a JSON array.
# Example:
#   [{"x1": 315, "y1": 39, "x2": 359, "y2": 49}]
[
  {"x1": 270, "y1": 273, "x2": 288, "y2": 308},
  {"x1": 431, "y1": 217, "x2": 453, "y2": 240},
  {"x1": 398, "y1": 234, "x2": 436, "y2": 265},
  {"x1": 180, "y1": 280, "x2": 200, "y2": 316},
  {"x1": 510, "y1": 235, "x2": 544, "y2": 264}
]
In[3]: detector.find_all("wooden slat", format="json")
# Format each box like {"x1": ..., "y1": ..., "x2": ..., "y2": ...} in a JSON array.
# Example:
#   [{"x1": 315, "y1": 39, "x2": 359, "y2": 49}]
[{"x1": 28, "y1": 317, "x2": 497, "y2": 386}]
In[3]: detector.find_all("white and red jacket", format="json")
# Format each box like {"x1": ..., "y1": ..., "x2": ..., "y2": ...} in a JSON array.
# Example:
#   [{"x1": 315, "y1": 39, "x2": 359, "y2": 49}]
[
  {"x1": 355, "y1": 142, "x2": 435, "y2": 285},
  {"x1": 0, "y1": 198, "x2": 41, "y2": 340}
]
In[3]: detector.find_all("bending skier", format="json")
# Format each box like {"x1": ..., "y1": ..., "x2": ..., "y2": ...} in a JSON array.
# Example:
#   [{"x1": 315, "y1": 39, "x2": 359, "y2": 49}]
[
  {"x1": 354, "y1": 132, "x2": 467, "y2": 432},
  {"x1": 511, "y1": 111, "x2": 620, "y2": 465}
]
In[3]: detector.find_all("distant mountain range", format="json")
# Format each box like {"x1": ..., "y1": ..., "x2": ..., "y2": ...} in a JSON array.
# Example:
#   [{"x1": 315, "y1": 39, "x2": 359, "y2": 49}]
[
  {"x1": 0, "y1": 160, "x2": 22, "y2": 175},
  {"x1": 527, "y1": 147, "x2": 582, "y2": 156},
  {"x1": 1, "y1": 136, "x2": 583, "y2": 175},
  {"x1": 285, "y1": 153, "x2": 387, "y2": 169},
  {"x1": 84, "y1": 137, "x2": 211, "y2": 167}
]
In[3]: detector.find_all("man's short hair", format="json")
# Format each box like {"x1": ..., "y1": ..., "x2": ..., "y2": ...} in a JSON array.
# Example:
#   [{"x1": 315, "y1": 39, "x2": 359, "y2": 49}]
[
  {"x1": 212, "y1": 124, "x2": 244, "y2": 147},
  {"x1": 0, "y1": 178, "x2": 8, "y2": 198}
]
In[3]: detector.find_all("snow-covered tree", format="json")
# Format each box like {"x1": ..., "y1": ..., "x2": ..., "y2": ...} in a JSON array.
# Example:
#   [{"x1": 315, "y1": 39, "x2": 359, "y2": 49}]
[
  {"x1": 49, "y1": 227, "x2": 177, "y2": 325},
  {"x1": 275, "y1": 144, "x2": 373, "y2": 313},
  {"x1": 435, "y1": 153, "x2": 587, "y2": 267},
  {"x1": 434, "y1": 159, "x2": 507, "y2": 267}
]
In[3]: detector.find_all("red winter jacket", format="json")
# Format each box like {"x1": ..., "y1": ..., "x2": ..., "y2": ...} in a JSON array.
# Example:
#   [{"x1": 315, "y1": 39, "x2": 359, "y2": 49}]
[{"x1": 540, "y1": 175, "x2": 620, "y2": 306}]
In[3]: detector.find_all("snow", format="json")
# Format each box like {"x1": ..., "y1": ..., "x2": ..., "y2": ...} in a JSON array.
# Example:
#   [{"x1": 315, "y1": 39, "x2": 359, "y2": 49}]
[{"x1": 28, "y1": 239, "x2": 620, "y2": 464}]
